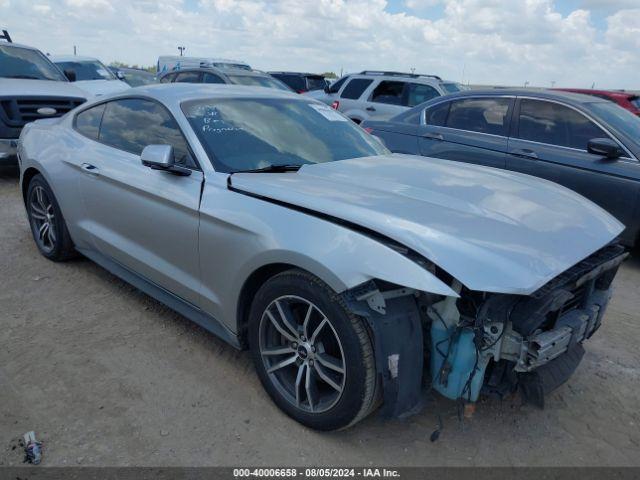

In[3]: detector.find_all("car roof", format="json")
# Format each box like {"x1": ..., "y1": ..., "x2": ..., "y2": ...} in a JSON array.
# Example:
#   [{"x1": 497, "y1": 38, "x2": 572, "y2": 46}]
[
  {"x1": 555, "y1": 88, "x2": 637, "y2": 99},
  {"x1": 0, "y1": 42, "x2": 45, "y2": 52},
  {"x1": 269, "y1": 72, "x2": 323, "y2": 77},
  {"x1": 429, "y1": 88, "x2": 611, "y2": 105},
  {"x1": 50, "y1": 55, "x2": 103, "y2": 63},
  {"x1": 159, "y1": 67, "x2": 272, "y2": 79},
  {"x1": 81, "y1": 83, "x2": 301, "y2": 108},
  {"x1": 341, "y1": 71, "x2": 459, "y2": 85}
]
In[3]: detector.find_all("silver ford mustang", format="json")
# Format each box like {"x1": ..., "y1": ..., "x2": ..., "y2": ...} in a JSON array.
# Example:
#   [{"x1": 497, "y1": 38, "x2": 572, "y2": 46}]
[{"x1": 18, "y1": 84, "x2": 627, "y2": 430}]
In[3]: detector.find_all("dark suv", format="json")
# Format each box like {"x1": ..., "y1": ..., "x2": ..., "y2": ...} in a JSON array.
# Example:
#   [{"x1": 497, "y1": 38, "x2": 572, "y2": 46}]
[
  {"x1": 268, "y1": 72, "x2": 328, "y2": 93},
  {"x1": 363, "y1": 89, "x2": 640, "y2": 247}
]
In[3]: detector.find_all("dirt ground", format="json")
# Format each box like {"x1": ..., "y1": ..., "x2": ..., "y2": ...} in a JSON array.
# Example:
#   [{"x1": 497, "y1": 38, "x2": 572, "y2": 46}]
[{"x1": 1, "y1": 165, "x2": 639, "y2": 467}]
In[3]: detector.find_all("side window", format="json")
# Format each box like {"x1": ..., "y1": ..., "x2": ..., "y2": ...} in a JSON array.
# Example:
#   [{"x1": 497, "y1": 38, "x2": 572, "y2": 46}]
[
  {"x1": 175, "y1": 71, "x2": 201, "y2": 83},
  {"x1": 424, "y1": 101, "x2": 450, "y2": 126},
  {"x1": 328, "y1": 76, "x2": 349, "y2": 94},
  {"x1": 279, "y1": 75, "x2": 305, "y2": 91},
  {"x1": 446, "y1": 98, "x2": 511, "y2": 136},
  {"x1": 75, "y1": 103, "x2": 106, "y2": 140},
  {"x1": 160, "y1": 73, "x2": 176, "y2": 83},
  {"x1": 202, "y1": 72, "x2": 225, "y2": 84},
  {"x1": 406, "y1": 83, "x2": 440, "y2": 107},
  {"x1": 99, "y1": 98, "x2": 195, "y2": 168},
  {"x1": 370, "y1": 81, "x2": 405, "y2": 105},
  {"x1": 517, "y1": 99, "x2": 608, "y2": 150},
  {"x1": 340, "y1": 78, "x2": 373, "y2": 99}
]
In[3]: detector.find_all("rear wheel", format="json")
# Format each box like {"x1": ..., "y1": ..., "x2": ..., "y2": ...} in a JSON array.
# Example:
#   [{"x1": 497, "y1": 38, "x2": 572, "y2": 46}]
[
  {"x1": 26, "y1": 174, "x2": 76, "y2": 261},
  {"x1": 249, "y1": 269, "x2": 377, "y2": 430}
]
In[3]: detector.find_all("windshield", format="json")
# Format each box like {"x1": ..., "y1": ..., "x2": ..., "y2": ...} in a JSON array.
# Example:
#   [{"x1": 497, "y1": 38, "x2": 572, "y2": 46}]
[
  {"x1": 55, "y1": 60, "x2": 116, "y2": 81},
  {"x1": 441, "y1": 83, "x2": 462, "y2": 94},
  {"x1": 183, "y1": 98, "x2": 389, "y2": 173},
  {"x1": 630, "y1": 97, "x2": 640, "y2": 110},
  {"x1": 227, "y1": 74, "x2": 292, "y2": 91},
  {"x1": 0, "y1": 45, "x2": 67, "y2": 81},
  {"x1": 589, "y1": 101, "x2": 640, "y2": 141}
]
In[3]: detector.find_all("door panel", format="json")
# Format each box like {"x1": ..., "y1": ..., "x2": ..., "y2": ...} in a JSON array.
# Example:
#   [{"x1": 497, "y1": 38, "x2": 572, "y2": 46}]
[
  {"x1": 507, "y1": 138, "x2": 640, "y2": 242},
  {"x1": 417, "y1": 97, "x2": 512, "y2": 168},
  {"x1": 507, "y1": 98, "x2": 640, "y2": 243},
  {"x1": 418, "y1": 126, "x2": 508, "y2": 168},
  {"x1": 78, "y1": 144, "x2": 204, "y2": 305},
  {"x1": 75, "y1": 97, "x2": 204, "y2": 304},
  {"x1": 362, "y1": 80, "x2": 407, "y2": 120}
]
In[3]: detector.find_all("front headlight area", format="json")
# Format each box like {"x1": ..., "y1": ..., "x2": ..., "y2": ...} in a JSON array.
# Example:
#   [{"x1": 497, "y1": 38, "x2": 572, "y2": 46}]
[
  {"x1": 427, "y1": 244, "x2": 626, "y2": 408},
  {"x1": 344, "y1": 244, "x2": 626, "y2": 416}
]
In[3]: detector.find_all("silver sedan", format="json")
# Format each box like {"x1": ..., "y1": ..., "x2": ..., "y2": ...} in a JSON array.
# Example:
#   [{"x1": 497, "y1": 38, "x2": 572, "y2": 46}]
[{"x1": 18, "y1": 84, "x2": 626, "y2": 430}]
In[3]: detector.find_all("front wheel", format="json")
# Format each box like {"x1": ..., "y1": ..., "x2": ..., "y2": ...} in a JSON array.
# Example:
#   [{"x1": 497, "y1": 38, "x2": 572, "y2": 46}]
[{"x1": 248, "y1": 270, "x2": 377, "y2": 430}]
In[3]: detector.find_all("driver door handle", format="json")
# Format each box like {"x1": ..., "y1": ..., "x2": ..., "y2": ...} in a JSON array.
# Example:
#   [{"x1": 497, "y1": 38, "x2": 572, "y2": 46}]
[
  {"x1": 366, "y1": 107, "x2": 376, "y2": 112},
  {"x1": 422, "y1": 132, "x2": 444, "y2": 141},
  {"x1": 510, "y1": 149, "x2": 538, "y2": 159},
  {"x1": 81, "y1": 162, "x2": 99, "y2": 174}
]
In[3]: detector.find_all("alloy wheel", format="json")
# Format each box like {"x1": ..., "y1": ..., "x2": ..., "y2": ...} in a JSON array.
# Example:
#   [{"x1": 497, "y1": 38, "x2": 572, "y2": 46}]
[
  {"x1": 29, "y1": 185, "x2": 57, "y2": 253},
  {"x1": 258, "y1": 295, "x2": 346, "y2": 413}
]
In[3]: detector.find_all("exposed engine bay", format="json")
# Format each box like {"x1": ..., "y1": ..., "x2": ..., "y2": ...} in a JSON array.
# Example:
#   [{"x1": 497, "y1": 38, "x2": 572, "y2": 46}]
[{"x1": 345, "y1": 243, "x2": 627, "y2": 417}]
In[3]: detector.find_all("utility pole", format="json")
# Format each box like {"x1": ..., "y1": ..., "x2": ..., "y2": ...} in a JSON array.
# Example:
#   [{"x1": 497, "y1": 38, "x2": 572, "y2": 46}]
[
  {"x1": 73, "y1": 45, "x2": 77, "y2": 56},
  {"x1": 178, "y1": 46, "x2": 186, "y2": 56}
]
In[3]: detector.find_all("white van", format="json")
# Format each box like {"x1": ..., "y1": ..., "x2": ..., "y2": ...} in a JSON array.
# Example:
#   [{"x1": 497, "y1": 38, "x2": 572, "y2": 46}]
[{"x1": 157, "y1": 56, "x2": 251, "y2": 75}]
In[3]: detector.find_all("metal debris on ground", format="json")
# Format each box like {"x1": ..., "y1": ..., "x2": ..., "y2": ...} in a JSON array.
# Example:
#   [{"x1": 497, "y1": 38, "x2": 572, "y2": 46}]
[{"x1": 23, "y1": 431, "x2": 43, "y2": 465}]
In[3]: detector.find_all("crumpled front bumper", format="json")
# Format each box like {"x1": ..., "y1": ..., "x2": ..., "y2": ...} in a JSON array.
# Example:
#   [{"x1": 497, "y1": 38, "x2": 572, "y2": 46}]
[{"x1": 346, "y1": 244, "x2": 627, "y2": 419}]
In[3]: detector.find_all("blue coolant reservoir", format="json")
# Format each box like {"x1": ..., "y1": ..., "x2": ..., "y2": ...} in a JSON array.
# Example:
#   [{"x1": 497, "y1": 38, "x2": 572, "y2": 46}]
[{"x1": 430, "y1": 321, "x2": 488, "y2": 402}]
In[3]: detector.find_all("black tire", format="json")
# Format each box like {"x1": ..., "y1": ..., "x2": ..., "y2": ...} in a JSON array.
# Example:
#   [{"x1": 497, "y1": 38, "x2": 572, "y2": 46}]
[
  {"x1": 26, "y1": 174, "x2": 76, "y2": 261},
  {"x1": 248, "y1": 269, "x2": 377, "y2": 430}
]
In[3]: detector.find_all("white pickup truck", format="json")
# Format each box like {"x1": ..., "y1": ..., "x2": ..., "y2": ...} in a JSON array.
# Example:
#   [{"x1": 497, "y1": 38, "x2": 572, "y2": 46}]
[{"x1": 0, "y1": 32, "x2": 86, "y2": 166}]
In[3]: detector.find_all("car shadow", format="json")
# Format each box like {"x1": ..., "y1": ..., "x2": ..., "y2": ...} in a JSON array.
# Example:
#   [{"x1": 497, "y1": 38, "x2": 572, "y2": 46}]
[{"x1": 0, "y1": 165, "x2": 19, "y2": 181}]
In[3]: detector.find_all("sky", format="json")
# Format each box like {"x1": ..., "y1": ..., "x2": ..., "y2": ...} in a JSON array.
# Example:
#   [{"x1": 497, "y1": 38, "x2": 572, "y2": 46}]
[{"x1": 1, "y1": 0, "x2": 639, "y2": 89}]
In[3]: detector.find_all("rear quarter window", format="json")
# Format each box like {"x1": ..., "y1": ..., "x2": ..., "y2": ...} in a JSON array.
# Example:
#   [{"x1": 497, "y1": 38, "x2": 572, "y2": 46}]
[
  {"x1": 340, "y1": 79, "x2": 373, "y2": 99},
  {"x1": 328, "y1": 76, "x2": 349, "y2": 94},
  {"x1": 75, "y1": 103, "x2": 106, "y2": 140}
]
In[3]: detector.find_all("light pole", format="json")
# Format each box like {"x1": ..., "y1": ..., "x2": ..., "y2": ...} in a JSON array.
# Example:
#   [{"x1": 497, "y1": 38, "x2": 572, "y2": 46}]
[{"x1": 178, "y1": 46, "x2": 186, "y2": 56}]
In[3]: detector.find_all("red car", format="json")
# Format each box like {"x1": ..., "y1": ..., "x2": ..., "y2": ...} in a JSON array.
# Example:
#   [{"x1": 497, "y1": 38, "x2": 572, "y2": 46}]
[{"x1": 555, "y1": 88, "x2": 640, "y2": 116}]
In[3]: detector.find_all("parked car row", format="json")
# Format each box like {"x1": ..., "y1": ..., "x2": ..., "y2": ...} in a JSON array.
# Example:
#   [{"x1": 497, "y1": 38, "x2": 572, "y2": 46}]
[{"x1": 3, "y1": 30, "x2": 636, "y2": 431}]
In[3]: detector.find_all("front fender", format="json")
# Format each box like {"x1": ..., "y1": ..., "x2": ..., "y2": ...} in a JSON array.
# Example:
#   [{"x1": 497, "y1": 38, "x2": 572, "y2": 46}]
[{"x1": 198, "y1": 180, "x2": 457, "y2": 333}]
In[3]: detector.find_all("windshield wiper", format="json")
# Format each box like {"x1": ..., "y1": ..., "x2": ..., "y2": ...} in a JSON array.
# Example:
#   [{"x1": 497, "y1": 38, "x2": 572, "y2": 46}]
[{"x1": 234, "y1": 164, "x2": 302, "y2": 173}]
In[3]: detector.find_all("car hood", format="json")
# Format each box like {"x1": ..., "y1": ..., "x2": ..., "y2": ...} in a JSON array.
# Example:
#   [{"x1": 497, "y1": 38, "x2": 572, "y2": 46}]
[
  {"x1": 0, "y1": 78, "x2": 86, "y2": 98},
  {"x1": 230, "y1": 154, "x2": 624, "y2": 295},
  {"x1": 73, "y1": 79, "x2": 130, "y2": 97}
]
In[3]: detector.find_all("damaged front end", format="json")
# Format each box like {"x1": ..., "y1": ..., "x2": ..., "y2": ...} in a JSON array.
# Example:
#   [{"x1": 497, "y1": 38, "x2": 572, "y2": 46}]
[{"x1": 344, "y1": 243, "x2": 627, "y2": 417}]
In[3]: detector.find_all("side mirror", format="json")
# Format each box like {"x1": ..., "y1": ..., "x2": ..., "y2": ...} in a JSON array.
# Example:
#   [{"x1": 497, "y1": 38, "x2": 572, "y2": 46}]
[
  {"x1": 323, "y1": 85, "x2": 330, "y2": 93},
  {"x1": 64, "y1": 69, "x2": 76, "y2": 82},
  {"x1": 141, "y1": 145, "x2": 191, "y2": 176},
  {"x1": 115, "y1": 70, "x2": 125, "y2": 80},
  {"x1": 587, "y1": 138, "x2": 623, "y2": 159}
]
